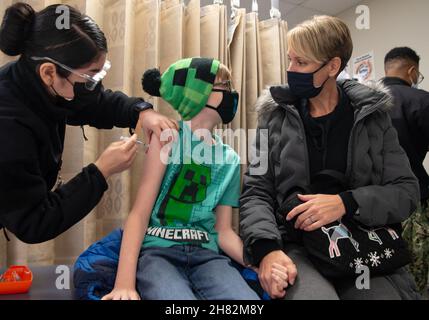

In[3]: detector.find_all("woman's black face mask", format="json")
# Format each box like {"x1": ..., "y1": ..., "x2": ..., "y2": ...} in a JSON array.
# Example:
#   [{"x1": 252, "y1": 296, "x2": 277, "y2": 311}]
[
  {"x1": 206, "y1": 89, "x2": 239, "y2": 124},
  {"x1": 287, "y1": 62, "x2": 330, "y2": 99},
  {"x1": 55, "y1": 80, "x2": 102, "y2": 109}
]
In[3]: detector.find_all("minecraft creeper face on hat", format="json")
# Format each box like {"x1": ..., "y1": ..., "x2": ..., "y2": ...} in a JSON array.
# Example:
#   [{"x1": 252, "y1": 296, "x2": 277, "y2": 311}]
[{"x1": 142, "y1": 57, "x2": 221, "y2": 120}]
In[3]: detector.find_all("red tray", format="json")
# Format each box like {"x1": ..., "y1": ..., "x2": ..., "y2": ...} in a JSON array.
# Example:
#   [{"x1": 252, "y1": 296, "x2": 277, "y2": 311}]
[{"x1": 0, "y1": 266, "x2": 33, "y2": 295}]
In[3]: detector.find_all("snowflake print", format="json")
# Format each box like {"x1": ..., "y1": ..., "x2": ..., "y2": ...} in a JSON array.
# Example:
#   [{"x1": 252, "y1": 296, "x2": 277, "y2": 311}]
[
  {"x1": 384, "y1": 248, "x2": 393, "y2": 259},
  {"x1": 368, "y1": 252, "x2": 381, "y2": 267},
  {"x1": 354, "y1": 258, "x2": 364, "y2": 269}
]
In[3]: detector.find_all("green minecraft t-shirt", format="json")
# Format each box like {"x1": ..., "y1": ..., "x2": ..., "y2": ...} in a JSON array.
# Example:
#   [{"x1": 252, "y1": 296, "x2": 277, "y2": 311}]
[{"x1": 142, "y1": 121, "x2": 241, "y2": 253}]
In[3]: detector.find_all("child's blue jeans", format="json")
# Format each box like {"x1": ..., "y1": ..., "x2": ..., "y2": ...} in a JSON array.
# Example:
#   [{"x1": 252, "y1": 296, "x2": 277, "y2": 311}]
[{"x1": 136, "y1": 245, "x2": 260, "y2": 300}]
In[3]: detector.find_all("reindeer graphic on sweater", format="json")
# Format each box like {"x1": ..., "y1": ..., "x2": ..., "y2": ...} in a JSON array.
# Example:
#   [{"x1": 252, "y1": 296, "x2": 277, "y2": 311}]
[
  {"x1": 357, "y1": 225, "x2": 400, "y2": 245},
  {"x1": 322, "y1": 220, "x2": 360, "y2": 258},
  {"x1": 321, "y1": 219, "x2": 401, "y2": 259}
]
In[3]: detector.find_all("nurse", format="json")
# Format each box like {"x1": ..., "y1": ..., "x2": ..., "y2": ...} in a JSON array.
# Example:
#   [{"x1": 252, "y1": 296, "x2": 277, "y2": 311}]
[{"x1": 0, "y1": 3, "x2": 178, "y2": 243}]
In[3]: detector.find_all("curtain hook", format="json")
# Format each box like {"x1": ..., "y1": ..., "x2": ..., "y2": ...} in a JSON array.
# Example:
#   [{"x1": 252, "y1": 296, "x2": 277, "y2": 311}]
[
  {"x1": 252, "y1": 0, "x2": 258, "y2": 14},
  {"x1": 230, "y1": 0, "x2": 240, "y2": 19},
  {"x1": 270, "y1": 0, "x2": 281, "y2": 19}
]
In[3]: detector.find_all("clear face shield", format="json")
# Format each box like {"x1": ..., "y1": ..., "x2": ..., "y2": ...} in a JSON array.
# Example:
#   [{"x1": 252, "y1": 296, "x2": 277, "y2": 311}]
[{"x1": 30, "y1": 56, "x2": 111, "y2": 91}]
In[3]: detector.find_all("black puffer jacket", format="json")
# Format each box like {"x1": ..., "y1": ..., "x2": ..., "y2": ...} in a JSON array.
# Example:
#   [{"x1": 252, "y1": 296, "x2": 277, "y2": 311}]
[
  {"x1": 0, "y1": 57, "x2": 151, "y2": 243},
  {"x1": 240, "y1": 79, "x2": 419, "y2": 266},
  {"x1": 382, "y1": 77, "x2": 429, "y2": 202}
]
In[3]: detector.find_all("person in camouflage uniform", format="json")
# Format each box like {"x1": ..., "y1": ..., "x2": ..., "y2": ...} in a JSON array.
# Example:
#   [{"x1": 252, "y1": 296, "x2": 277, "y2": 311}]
[{"x1": 403, "y1": 201, "x2": 429, "y2": 297}]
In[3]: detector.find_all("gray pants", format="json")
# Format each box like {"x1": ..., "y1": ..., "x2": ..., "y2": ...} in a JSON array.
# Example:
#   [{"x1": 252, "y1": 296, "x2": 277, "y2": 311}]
[{"x1": 282, "y1": 244, "x2": 421, "y2": 300}]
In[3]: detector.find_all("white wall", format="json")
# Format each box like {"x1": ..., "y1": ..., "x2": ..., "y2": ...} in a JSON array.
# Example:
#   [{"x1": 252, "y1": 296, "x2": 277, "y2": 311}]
[
  {"x1": 338, "y1": 0, "x2": 429, "y2": 170},
  {"x1": 338, "y1": 0, "x2": 429, "y2": 90}
]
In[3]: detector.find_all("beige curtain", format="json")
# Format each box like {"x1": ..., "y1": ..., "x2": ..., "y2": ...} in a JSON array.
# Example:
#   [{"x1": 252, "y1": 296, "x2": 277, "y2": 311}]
[
  {"x1": 226, "y1": 7, "x2": 246, "y2": 232},
  {"x1": 200, "y1": 3, "x2": 227, "y2": 65},
  {"x1": 280, "y1": 20, "x2": 289, "y2": 83},
  {"x1": 259, "y1": 17, "x2": 289, "y2": 88},
  {"x1": 130, "y1": 0, "x2": 161, "y2": 204},
  {"x1": 0, "y1": 0, "x2": 289, "y2": 269},
  {"x1": 245, "y1": 11, "x2": 263, "y2": 132},
  {"x1": 157, "y1": 0, "x2": 184, "y2": 120},
  {"x1": 227, "y1": 8, "x2": 246, "y2": 149},
  {"x1": 184, "y1": 0, "x2": 200, "y2": 58}
]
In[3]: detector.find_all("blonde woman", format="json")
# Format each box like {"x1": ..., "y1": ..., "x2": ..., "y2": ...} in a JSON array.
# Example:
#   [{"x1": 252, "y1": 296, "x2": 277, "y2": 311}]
[{"x1": 240, "y1": 16, "x2": 421, "y2": 300}]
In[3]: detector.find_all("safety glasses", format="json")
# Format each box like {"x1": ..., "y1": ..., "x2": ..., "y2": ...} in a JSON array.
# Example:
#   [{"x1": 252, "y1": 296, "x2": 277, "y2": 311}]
[
  {"x1": 417, "y1": 71, "x2": 425, "y2": 85},
  {"x1": 213, "y1": 80, "x2": 232, "y2": 92},
  {"x1": 31, "y1": 56, "x2": 111, "y2": 91}
]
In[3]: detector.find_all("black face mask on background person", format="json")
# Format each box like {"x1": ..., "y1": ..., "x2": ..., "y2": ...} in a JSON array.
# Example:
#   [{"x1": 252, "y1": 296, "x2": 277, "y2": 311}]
[
  {"x1": 287, "y1": 62, "x2": 330, "y2": 99},
  {"x1": 206, "y1": 89, "x2": 239, "y2": 124}
]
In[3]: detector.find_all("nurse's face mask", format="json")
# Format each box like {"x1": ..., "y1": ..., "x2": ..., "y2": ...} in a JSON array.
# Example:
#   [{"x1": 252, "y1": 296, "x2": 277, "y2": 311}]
[{"x1": 31, "y1": 56, "x2": 111, "y2": 101}]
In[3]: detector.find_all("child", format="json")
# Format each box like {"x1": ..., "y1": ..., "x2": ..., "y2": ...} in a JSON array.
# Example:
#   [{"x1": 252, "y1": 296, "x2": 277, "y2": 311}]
[{"x1": 102, "y1": 58, "x2": 287, "y2": 300}]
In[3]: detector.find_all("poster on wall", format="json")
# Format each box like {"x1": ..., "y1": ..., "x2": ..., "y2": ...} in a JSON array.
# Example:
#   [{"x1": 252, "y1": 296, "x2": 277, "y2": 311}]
[
  {"x1": 353, "y1": 51, "x2": 376, "y2": 83},
  {"x1": 338, "y1": 63, "x2": 352, "y2": 80}
]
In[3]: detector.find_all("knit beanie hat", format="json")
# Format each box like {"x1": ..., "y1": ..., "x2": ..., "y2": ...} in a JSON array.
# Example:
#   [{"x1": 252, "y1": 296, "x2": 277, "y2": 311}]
[{"x1": 142, "y1": 57, "x2": 220, "y2": 120}]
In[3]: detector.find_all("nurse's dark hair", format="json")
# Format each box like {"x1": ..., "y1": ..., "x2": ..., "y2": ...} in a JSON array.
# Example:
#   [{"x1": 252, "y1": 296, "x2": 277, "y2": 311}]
[{"x1": 0, "y1": 2, "x2": 107, "y2": 77}]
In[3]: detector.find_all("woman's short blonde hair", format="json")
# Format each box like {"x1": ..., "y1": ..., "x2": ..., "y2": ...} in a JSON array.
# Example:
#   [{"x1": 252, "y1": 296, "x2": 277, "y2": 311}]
[{"x1": 287, "y1": 15, "x2": 353, "y2": 72}]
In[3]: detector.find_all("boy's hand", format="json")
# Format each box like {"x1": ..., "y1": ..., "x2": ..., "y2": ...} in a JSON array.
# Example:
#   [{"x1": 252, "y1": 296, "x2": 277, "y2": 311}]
[
  {"x1": 101, "y1": 288, "x2": 141, "y2": 300},
  {"x1": 259, "y1": 251, "x2": 297, "y2": 299},
  {"x1": 271, "y1": 263, "x2": 289, "y2": 290}
]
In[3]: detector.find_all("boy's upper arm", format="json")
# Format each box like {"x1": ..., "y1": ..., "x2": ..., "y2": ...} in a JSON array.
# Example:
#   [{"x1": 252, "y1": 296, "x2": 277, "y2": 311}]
[
  {"x1": 215, "y1": 205, "x2": 233, "y2": 231},
  {"x1": 130, "y1": 135, "x2": 170, "y2": 216}
]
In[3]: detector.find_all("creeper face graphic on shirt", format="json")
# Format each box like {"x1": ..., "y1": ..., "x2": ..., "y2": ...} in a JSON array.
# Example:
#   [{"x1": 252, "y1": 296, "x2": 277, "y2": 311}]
[{"x1": 158, "y1": 160, "x2": 211, "y2": 226}]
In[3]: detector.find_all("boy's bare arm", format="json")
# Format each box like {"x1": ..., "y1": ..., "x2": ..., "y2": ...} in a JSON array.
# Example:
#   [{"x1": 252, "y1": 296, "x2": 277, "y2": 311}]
[
  {"x1": 215, "y1": 205, "x2": 289, "y2": 291},
  {"x1": 102, "y1": 135, "x2": 169, "y2": 300},
  {"x1": 215, "y1": 205, "x2": 246, "y2": 266}
]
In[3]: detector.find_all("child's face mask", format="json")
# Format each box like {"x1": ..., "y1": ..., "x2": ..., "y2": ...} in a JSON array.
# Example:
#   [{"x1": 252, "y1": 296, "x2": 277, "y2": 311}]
[{"x1": 206, "y1": 89, "x2": 239, "y2": 124}]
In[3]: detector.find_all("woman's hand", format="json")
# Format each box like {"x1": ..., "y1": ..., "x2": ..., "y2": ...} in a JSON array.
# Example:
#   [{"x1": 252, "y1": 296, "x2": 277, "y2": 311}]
[
  {"x1": 101, "y1": 288, "x2": 141, "y2": 300},
  {"x1": 94, "y1": 134, "x2": 139, "y2": 179},
  {"x1": 139, "y1": 109, "x2": 179, "y2": 145},
  {"x1": 286, "y1": 194, "x2": 346, "y2": 232}
]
